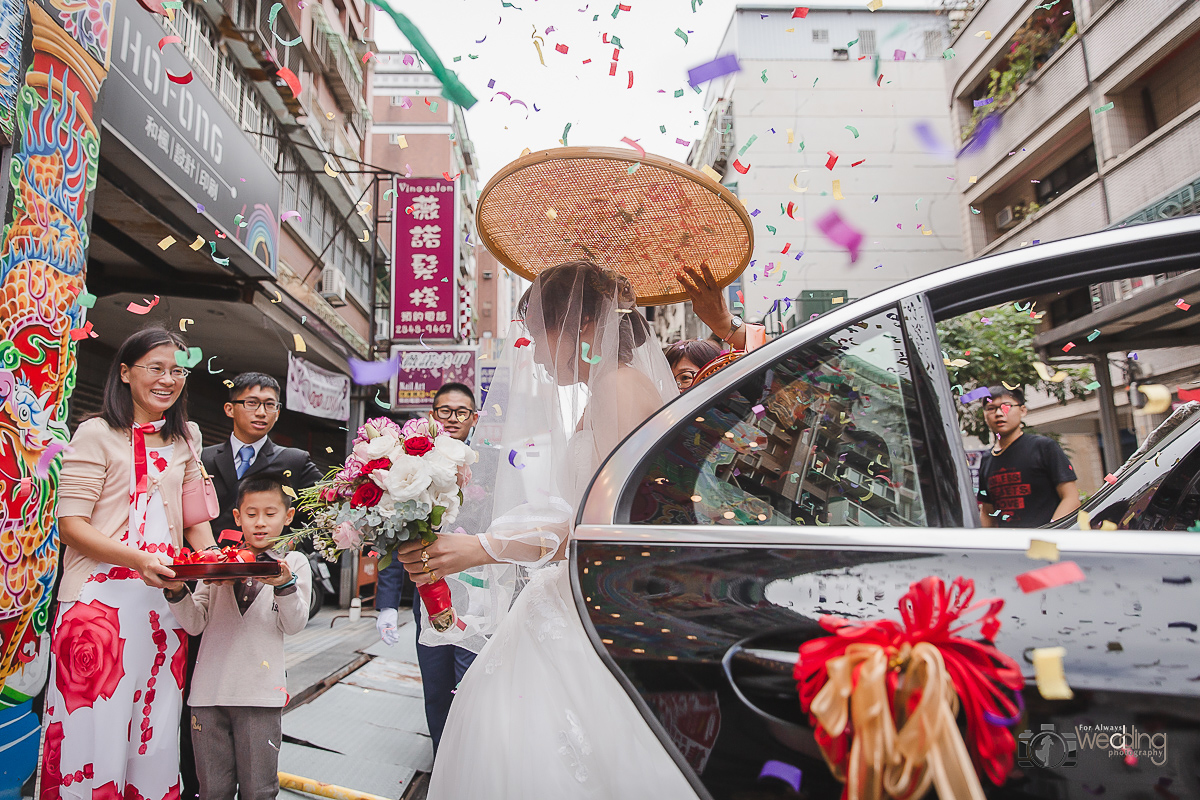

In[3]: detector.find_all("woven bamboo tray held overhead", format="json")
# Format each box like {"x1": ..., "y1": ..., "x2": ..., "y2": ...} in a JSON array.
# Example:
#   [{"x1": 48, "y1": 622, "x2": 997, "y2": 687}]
[{"x1": 476, "y1": 147, "x2": 755, "y2": 306}]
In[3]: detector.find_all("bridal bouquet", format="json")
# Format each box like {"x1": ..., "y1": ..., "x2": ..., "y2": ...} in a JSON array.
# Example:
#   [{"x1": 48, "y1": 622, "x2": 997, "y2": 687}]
[{"x1": 291, "y1": 416, "x2": 477, "y2": 631}]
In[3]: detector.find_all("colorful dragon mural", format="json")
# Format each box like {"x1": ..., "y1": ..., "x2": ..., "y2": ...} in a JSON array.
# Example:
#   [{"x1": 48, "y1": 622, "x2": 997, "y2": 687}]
[{"x1": 0, "y1": 0, "x2": 111, "y2": 794}]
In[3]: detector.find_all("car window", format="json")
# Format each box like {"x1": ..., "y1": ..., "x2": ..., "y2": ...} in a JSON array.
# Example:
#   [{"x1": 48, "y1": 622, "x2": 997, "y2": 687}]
[{"x1": 622, "y1": 307, "x2": 934, "y2": 526}]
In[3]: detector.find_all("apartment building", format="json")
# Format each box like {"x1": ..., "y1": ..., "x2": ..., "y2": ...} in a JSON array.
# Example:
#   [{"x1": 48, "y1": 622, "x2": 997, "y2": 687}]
[
  {"x1": 658, "y1": 4, "x2": 966, "y2": 343},
  {"x1": 947, "y1": 0, "x2": 1200, "y2": 484}
]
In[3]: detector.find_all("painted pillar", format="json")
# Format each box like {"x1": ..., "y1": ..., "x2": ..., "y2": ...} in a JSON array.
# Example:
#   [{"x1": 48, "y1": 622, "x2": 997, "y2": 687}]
[{"x1": 0, "y1": 0, "x2": 111, "y2": 795}]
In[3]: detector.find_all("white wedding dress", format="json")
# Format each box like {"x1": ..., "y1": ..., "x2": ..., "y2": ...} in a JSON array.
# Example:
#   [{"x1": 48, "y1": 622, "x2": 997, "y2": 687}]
[{"x1": 427, "y1": 432, "x2": 699, "y2": 799}]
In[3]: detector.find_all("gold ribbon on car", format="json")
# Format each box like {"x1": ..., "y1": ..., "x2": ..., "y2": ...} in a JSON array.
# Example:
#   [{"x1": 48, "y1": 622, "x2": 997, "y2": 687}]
[{"x1": 807, "y1": 642, "x2": 986, "y2": 800}]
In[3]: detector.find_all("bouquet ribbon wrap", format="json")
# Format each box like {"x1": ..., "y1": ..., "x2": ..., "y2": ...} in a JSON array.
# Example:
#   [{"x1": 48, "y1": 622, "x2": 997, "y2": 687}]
[
  {"x1": 417, "y1": 574, "x2": 459, "y2": 632},
  {"x1": 794, "y1": 576, "x2": 1023, "y2": 800}
]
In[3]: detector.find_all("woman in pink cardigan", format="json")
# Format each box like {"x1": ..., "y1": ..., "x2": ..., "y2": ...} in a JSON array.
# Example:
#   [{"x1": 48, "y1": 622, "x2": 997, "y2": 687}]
[{"x1": 43, "y1": 327, "x2": 217, "y2": 800}]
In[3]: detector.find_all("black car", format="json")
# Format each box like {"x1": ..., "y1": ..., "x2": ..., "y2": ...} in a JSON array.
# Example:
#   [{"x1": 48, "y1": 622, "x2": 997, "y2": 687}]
[
  {"x1": 573, "y1": 217, "x2": 1200, "y2": 798},
  {"x1": 1055, "y1": 401, "x2": 1200, "y2": 532}
]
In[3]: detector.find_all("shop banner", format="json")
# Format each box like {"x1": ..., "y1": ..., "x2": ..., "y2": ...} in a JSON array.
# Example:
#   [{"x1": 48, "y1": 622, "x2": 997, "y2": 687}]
[
  {"x1": 105, "y1": 0, "x2": 281, "y2": 275},
  {"x1": 391, "y1": 346, "x2": 476, "y2": 409},
  {"x1": 287, "y1": 354, "x2": 350, "y2": 421},
  {"x1": 392, "y1": 178, "x2": 458, "y2": 340}
]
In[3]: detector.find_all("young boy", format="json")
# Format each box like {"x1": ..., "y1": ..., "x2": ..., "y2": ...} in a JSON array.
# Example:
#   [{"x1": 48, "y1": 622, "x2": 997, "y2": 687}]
[{"x1": 164, "y1": 474, "x2": 312, "y2": 800}]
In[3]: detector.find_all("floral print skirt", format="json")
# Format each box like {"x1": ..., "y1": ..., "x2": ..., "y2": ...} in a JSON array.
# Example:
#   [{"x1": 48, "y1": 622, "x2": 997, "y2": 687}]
[{"x1": 40, "y1": 566, "x2": 187, "y2": 800}]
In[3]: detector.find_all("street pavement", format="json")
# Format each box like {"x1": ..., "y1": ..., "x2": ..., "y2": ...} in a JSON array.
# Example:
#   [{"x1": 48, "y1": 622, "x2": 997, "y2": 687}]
[{"x1": 280, "y1": 607, "x2": 432, "y2": 800}]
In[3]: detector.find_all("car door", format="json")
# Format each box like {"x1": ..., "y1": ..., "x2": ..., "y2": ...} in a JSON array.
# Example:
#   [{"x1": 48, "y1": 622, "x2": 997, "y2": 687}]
[{"x1": 573, "y1": 291, "x2": 1200, "y2": 798}]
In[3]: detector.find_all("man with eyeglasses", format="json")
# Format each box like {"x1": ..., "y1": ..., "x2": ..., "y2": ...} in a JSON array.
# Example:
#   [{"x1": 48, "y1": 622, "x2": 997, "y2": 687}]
[
  {"x1": 375, "y1": 382, "x2": 481, "y2": 753},
  {"x1": 200, "y1": 372, "x2": 323, "y2": 547}
]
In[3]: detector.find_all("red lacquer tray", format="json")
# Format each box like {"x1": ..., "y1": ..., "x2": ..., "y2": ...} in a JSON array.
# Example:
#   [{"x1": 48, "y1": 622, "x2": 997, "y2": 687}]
[{"x1": 169, "y1": 562, "x2": 281, "y2": 580}]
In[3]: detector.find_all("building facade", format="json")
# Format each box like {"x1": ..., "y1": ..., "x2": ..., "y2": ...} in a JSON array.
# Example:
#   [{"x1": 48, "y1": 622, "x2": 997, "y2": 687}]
[
  {"x1": 946, "y1": 0, "x2": 1200, "y2": 486},
  {"x1": 661, "y1": 4, "x2": 966, "y2": 343}
]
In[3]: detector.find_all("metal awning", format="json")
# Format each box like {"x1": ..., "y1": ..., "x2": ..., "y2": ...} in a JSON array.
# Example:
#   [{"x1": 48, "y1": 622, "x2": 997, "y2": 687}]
[{"x1": 1034, "y1": 270, "x2": 1200, "y2": 359}]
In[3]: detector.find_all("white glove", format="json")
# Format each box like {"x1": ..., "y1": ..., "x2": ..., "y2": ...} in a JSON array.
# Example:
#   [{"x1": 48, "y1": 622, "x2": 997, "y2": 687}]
[{"x1": 376, "y1": 607, "x2": 399, "y2": 646}]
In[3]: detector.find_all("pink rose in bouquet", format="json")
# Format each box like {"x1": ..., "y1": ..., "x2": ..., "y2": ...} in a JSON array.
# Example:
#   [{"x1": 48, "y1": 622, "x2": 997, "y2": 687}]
[
  {"x1": 456, "y1": 463, "x2": 472, "y2": 489},
  {"x1": 332, "y1": 521, "x2": 363, "y2": 550},
  {"x1": 401, "y1": 417, "x2": 444, "y2": 440}
]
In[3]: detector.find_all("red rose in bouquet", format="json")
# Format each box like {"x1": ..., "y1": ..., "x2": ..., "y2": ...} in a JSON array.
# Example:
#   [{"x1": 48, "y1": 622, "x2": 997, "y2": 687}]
[
  {"x1": 362, "y1": 457, "x2": 392, "y2": 474},
  {"x1": 51, "y1": 599, "x2": 126, "y2": 714},
  {"x1": 350, "y1": 481, "x2": 384, "y2": 508},
  {"x1": 403, "y1": 436, "x2": 434, "y2": 456}
]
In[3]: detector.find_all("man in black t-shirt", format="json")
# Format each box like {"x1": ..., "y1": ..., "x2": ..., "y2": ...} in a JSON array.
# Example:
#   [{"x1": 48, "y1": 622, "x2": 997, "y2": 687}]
[{"x1": 976, "y1": 387, "x2": 1080, "y2": 527}]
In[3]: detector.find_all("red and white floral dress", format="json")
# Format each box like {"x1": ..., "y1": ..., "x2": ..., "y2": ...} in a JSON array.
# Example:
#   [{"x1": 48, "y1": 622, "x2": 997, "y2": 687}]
[{"x1": 41, "y1": 443, "x2": 186, "y2": 800}]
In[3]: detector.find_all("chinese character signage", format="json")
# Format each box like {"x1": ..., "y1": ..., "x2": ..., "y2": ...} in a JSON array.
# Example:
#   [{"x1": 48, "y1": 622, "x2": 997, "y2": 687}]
[
  {"x1": 392, "y1": 179, "x2": 458, "y2": 339},
  {"x1": 390, "y1": 346, "x2": 476, "y2": 409},
  {"x1": 286, "y1": 354, "x2": 351, "y2": 421},
  {"x1": 104, "y1": 1, "x2": 281, "y2": 276}
]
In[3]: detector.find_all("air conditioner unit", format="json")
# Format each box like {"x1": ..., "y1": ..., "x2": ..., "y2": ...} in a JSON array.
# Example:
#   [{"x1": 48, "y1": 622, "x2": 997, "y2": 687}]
[
  {"x1": 995, "y1": 206, "x2": 1017, "y2": 230},
  {"x1": 320, "y1": 266, "x2": 347, "y2": 306}
]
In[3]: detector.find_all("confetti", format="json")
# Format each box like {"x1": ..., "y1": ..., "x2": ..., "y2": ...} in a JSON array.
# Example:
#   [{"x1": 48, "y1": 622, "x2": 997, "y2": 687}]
[
  {"x1": 825, "y1": 151, "x2": 838, "y2": 170},
  {"x1": 175, "y1": 347, "x2": 203, "y2": 369},
  {"x1": 293, "y1": 334, "x2": 307, "y2": 352},
  {"x1": 514, "y1": 337, "x2": 532, "y2": 348},
  {"x1": 178, "y1": 318, "x2": 193, "y2": 331},
  {"x1": 791, "y1": 6, "x2": 808, "y2": 17},
  {"x1": 580, "y1": 342, "x2": 602, "y2": 364},
  {"x1": 369, "y1": 0, "x2": 477, "y2": 109},
  {"x1": 395, "y1": 134, "x2": 408, "y2": 148},
  {"x1": 207, "y1": 356, "x2": 223, "y2": 374},
  {"x1": 508, "y1": 450, "x2": 525, "y2": 469},
  {"x1": 700, "y1": 164, "x2": 722, "y2": 182},
  {"x1": 942, "y1": 48, "x2": 955, "y2": 59},
  {"x1": 126, "y1": 296, "x2": 161, "y2": 315},
  {"x1": 1087, "y1": 329, "x2": 1101, "y2": 341},
  {"x1": 974, "y1": 30, "x2": 992, "y2": 39},
  {"x1": 76, "y1": 291, "x2": 96, "y2": 309},
  {"x1": 866, "y1": 0, "x2": 882, "y2": 9},
  {"x1": 1025, "y1": 539, "x2": 1060, "y2": 561},
  {"x1": 675, "y1": 28, "x2": 688, "y2": 45},
  {"x1": 276, "y1": 67, "x2": 301, "y2": 98},
  {"x1": 1094, "y1": 102, "x2": 1114, "y2": 114},
  {"x1": 738, "y1": 134, "x2": 758, "y2": 155},
  {"x1": 732, "y1": 159, "x2": 750, "y2": 174},
  {"x1": 1016, "y1": 561, "x2": 1085, "y2": 593},
  {"x1": 831, "y1": 179, "x2": 844, "y2": 200},
  {"x1": 561, "y1": 122, "x2": 572, "y2": 146},
  {"x1": 281, "y1": 210, "x2": 302, "y2": 223},
  {"x1": 845, "y1": 125, "x2": 859, "y2": 138},
  {"x1": 687, "y1": 54, "x2": 741, "y2": 88},
  {"x1": 555, "y1": 42, "x2": 568, "y2": 54},
  {"x1": 1031, "y1": 647, "x2": 1073, "y2": 700},
  {"x1": 815, "y1": 209, "x2": 863, "y2": 262},
  {"x1": 1176, "y1": 298, "x2": 1191, "y2": 311}
]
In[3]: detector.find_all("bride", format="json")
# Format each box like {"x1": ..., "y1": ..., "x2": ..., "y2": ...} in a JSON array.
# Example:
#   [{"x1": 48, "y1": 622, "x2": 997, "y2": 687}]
[{"x1": 394, "y1": 261, "x2": 701, "y2": 797}]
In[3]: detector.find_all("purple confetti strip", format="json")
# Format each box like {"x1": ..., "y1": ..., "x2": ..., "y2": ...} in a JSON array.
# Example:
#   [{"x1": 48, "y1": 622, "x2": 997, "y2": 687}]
[
  {"x1": 758, "y1": 761, "x2": 802, "y2": 792},
  {"x1": 349, "y1": 354, "x2": 401, "y2": 385},
  {"x1": 982, "y1": 689, "x2": 1024, "y2": 727},
  {"x1": 815, "y1": 209, "x2": 864, "y2": 263},
  {"x1": 687, "y1": 54, "x2": 741, "y2": 88},
  {"x1": 487, "y1": 78, "x2": 495, "y2": 88},
  {"x1": 676, "y1": 137, "x2": 691, "y2": 146},
  {"x1": 912, "y1": 120, "x2": 952, "y2": 157},
  {"x1": 959, "y1": 386, "x2": 993, "y2": 404}
]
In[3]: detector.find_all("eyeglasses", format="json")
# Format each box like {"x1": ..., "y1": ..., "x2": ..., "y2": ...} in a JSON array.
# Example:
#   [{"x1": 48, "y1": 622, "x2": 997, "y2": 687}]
[
  {"x1": 675, "y1": 371, "x2": 698, "y2": 389},
  {"x1": 433, "y1": 406, "x2": 474, "y2": 422},
  {"x1": 134, "y1": 364, "x2": 190, "y2": 379},
  {"x1": 232, "y1": 399, "x2": 281, "y2": 412}
]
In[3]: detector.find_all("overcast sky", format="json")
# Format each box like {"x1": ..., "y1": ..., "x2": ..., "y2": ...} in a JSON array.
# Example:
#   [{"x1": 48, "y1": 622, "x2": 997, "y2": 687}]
[{"x1": 374, "y1": 0, "x2": 943, "y2": 186}]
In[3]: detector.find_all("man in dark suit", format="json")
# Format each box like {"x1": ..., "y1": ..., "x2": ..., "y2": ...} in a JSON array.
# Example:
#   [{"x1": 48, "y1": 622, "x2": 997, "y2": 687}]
[
  {"x1": 180, "y1": 372, "x2": 322, "y2": 800},
  {"x1": 376, "y1": 382, "x2": 479, "y2": 753},
  {"x1": 202, "y1": 372, "x2": 323, "y2": 536}
]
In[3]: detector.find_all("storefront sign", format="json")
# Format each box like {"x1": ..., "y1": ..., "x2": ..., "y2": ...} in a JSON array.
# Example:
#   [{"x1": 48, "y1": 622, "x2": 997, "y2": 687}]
[
  {"x1": 287, "y1": 354, "x2": 350, "y2": 421},
  {"x1": 390, "y1": 346, "x2": 476, "y2": 408},
  {"x1": 392, "y1": 179, "x2": 458, "y2": 340},
  {"x1": 105, "y1": 1, "x2": 281, "y2": 274}
]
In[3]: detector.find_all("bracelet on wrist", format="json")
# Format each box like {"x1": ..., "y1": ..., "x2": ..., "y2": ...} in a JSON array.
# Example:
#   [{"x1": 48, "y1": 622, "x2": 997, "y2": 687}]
[{"x1": 274, "y1": 573, "x2": 297, "y2": 591}]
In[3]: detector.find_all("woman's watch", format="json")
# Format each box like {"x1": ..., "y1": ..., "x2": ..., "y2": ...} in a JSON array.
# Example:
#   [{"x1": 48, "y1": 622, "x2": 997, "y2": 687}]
[{"x1": 722, "y1": 315, "x2": 744, "y2": 342}]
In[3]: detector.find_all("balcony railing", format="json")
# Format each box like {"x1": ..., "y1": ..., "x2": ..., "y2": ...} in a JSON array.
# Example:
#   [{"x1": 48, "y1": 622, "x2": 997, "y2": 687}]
[
  {"x1": 221, "y1": 0, "x2": 311, "y2": 115},
  {"x1": 310, "y1": 5, "x2": 364, "y2": 109},
  {"x1": 979, "y1": 175, "x2": 1106, "y2": 256}
]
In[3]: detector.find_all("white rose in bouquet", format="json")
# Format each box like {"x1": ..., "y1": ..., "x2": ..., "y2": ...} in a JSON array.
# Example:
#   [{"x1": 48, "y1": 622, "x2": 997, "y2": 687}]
[
  {"x1": 385, "y1": 454, "x2": 433, "y2": 503},
  {"x1": 423, "y1": 448, "x2": 460, "y2": 494},
  {"x1": 433, "y1": 489, "x2": 462, "y2": 528},
  {"x1": 365, "y1": 433, "x2": 400, "y2": 460},
  {"x1": 434, "y1": 435, "x2": 478, "y2": 467}
]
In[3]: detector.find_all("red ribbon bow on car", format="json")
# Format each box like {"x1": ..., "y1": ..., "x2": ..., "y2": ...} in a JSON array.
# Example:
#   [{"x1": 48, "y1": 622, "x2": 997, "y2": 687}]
[{"x1": 794, "y1": 576, "x2": 1023, "y2": 800}]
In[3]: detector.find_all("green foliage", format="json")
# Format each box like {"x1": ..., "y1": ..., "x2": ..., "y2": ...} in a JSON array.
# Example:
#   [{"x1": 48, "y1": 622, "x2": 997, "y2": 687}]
[{"x1": 936, "y1": 304, "x2": 1094, "y2": 441}]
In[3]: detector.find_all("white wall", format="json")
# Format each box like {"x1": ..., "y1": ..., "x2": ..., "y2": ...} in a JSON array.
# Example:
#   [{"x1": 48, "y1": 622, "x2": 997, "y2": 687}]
[{"x1": 713, "y1": 8, "x2": 966, "y2": 317}]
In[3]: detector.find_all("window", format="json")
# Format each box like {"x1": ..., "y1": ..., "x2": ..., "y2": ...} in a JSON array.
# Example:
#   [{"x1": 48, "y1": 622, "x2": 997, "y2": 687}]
[
  {"x1": 1034, "y1": 144, "x2": 1097, "y2": 204},
  {"x1": 924, "y1": 29, "x2": 944, "y2": 59},
  {"x1": 812, "y1": 29, "x2": 829, "y2": 43},
  {"x1": 833, "y1": 48, "x2": 850, "y2": 61},
  {"x1": 857, "y1": 30, "x2": 877, "y2": 56},
  {"x1": 624, "y1": 308, "x2": 933, "y2": 527},
  {"x1": 390, "y1": 95, "x2": 409, "y2": 106}
]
